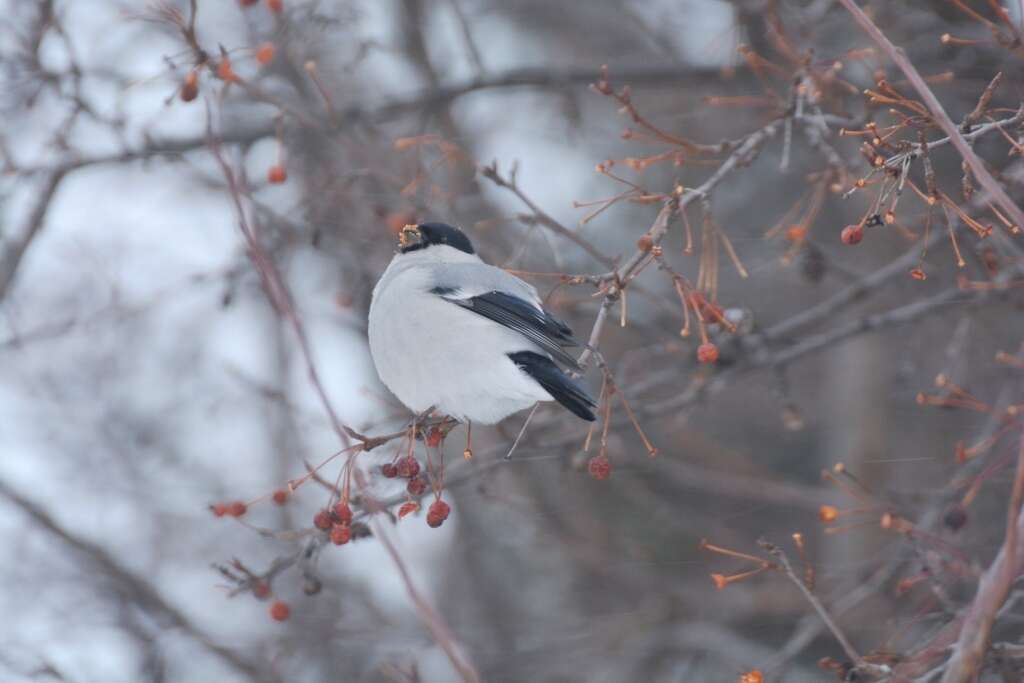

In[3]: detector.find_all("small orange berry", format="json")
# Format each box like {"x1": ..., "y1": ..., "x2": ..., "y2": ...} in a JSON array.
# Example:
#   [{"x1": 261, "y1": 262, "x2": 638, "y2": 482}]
[
  {"x1": 710, "y1": 573, "x2": 729, "y2": 590},
  {"x1": 267, "y1": 165, "x2": 287, "y2": 184},
  {"x1": 267, "y1": 0, "x2": 284, "y2": 12},
  {"x1": 252, "y1": 581, "x2": 271, "y2": 599},
  {"x1": 636, "y1": 234, "x2": 654, "y2": 252},
  {"x1": 240, "y1": 0, "x2": 259, "y2": 6},
  {"x1": 227, "y1": 501, "x2": 248, "y2": 517},
  {"x1": 217, "y1": 58, "x2": 238, "y2": 83},
  {"x1": 697, "y1": 342, "x2": 719, "y2": 364},
  {"x1": 210, "y1": 503, "x2": 228, "y2": 517},
  {"x1": 818, "y1": 505, "x2": 839, "y2": 523},
  {"x1": 739, "y1": 671, "x2": 763, "y2": 683},
  {"x1": 255, "y1": 42, "x2": 276, "y2": 66},
  {"x1": 269, "y1": 600, "x2": 290, "y2": 621},
  {"x1": 909, "y1": 268, "x2": 926, "y2": 280},
  {"x1": 271, "y1": 489, "x2": 288, "y2": 505},
  {"x1": 785, "y1": 226, "x2": 806, "y2": 242}
]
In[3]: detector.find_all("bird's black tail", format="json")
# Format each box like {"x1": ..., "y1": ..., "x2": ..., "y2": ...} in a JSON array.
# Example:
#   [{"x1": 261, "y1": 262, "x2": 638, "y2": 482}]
[{"x1": 508, "y1": 351, "x2": 597, "y2": 421}]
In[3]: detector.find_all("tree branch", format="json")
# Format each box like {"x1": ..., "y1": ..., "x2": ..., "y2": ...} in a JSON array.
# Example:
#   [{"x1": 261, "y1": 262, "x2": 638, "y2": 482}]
[{"x1": 838, "y1": 0, "x2": 1024, "y2": 229}]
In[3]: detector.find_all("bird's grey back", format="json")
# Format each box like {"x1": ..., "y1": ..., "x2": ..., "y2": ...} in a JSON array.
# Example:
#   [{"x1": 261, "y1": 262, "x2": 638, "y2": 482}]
[{"x1": 426, "y1": 262, "x2": 541, "y2": 303}]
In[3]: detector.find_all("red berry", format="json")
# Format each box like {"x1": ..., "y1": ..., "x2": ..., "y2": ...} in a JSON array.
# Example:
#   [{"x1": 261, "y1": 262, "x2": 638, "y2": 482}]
[
  {"x1": 425, "y1": 427, "x2": 444, "y2": 447},
  {"x1": 381, "y1": 463, "x2": 398, "y2": 478},
  {"x1": 240, "y1": 0, "x2": 259, "y2": 6},
  {"x1": 252, "y1": 581, "x2": 271, "y2": 599},
  {"x1": 267, "y1": 0, "x2": 284, "y2": 12},
  {"x1": 395, "y1": 456, "x2": 420, "y2": 478},
  {"x1": 269, "y1": 600, "x2": 290, "y2": 621},
  {"x1": 180, "y1": 70, "x2": 199, "y2": 102},
  {"x1": 267, "y1": 165, "x2": 287, "y2": 184},
  {"x1": 255, "y1": 43, "x2": 275, "y2": 66},
  {"x1": 271, "y1": 489, "x2": 288, "y2": 505},
  {"x1": 330, "y1": 524, "x2": 351, "y2": 545},
  {"x1": 588, "y1": 455, "x2": 611, "y2": 480},
  {"x1": 313, "y1": 510, "x2": 332, "y2": 530},
  {"x1": 406, "y1": 476, "x2": 428, "y2": 496},
  {"x1": 211, "y1": 503, "x2": 228, "y2": 517},
  {"x1": 840, "y1": 224, "x2": 863, "y2": 245},
  {"x1": 696, "y1": 342, "x2": 719, "y2": 364},
  {"x1": 397, "y1": 501, "x2": 420, "y2": 519},
  {"x1": 332, "y1": 502, "x2": 353, "y2": 525},
  {"x1": 227, "y1": 501, "x2": 248, "y2": 517},
  {"x1": 426, "y1": 500, "x2": 451, "y2": 528}
]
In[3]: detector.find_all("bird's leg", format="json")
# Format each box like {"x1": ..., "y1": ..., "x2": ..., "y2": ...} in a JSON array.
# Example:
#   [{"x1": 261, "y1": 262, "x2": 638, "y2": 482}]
[
  {"x1": 504, "y1": 404, "x2": 539, "y2": 460},
  {"x1": 463, "y1": 421, "x2": 473, "y2": 460}
]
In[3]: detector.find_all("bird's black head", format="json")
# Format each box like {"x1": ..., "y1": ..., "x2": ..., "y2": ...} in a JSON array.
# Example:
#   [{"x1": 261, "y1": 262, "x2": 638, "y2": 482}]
[{"x1": 398, "y1": 222, "x2": 475, "y2": 255}]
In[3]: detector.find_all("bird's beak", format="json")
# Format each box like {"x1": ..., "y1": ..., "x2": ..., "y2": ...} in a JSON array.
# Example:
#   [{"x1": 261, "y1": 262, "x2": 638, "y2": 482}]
[{"x1": 398, "y1": 224, "x2": 422, "y2": 249}]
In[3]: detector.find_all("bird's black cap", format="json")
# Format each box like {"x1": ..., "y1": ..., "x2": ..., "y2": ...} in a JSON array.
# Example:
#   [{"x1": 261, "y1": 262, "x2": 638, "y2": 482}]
[{"x1": 398, "y1": 222, "x2": 475, "y2": 255}]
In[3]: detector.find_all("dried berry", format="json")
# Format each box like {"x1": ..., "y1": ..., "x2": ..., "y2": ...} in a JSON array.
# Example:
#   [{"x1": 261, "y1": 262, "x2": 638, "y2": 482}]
[
  {"x1": 588, "y1": 455, "x2": 611, "y2": 480},
  {"x1": 381, "y1": 463, "x2": 398, "y2": 478},
  {"x1": 252, "y1": 581, "x2": 271, "y2": 599},
  {"x1": 395, "y1": 456, "x2": 420, "y2": 479},
  {"x1": 180, "y1": 70, "x2": 199, "y2": 102},
  {"x1": 269, "y1": 600, "x2": 290, "y2": 621},
  {"x1": 397, "y1": 501, "x2": 419, "y2": 519},
  {"x1": 840, "y1": 224, "x2": 863, "y2": 245},
  {"x1": 271, "y1": 489, "x2": 288, "y2": 505},
  {"x1": 407, "y1": 476, "x2": 428, "y2": 496},
  {"x1": 330, "y1": 524, "x2": 351, "y2": 545},
  {"x1": 267, "y1": 0, "x2": 284, "y2": 12},
  {"x1": 211, "y1": 503, "x2": 228, "y2": 517},
  {"x1": 332, "y1": 501, "x2": 352, "y2": 525},
  {"x1": 425, "y1": 427, "x2": 444, "y2": 447},
  {"x1": 426, "y1": 500, "x2": 451, "y2": 528},
  {"x1": 313, "y1": 510, "x2": 333, "y2": 530},
  {"x1": 696, "y1": 342, "x2": 719, "y2": 364},
  {"x1": 944, "y1": 505, "x2": 967, "y2": 531},
  {"x1": 227, "y1": 501, "x2": 248, "y2": 517}
]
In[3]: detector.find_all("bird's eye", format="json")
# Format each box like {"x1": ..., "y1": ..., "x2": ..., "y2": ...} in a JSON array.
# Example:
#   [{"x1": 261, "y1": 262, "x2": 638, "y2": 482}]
[{"x1": 398, "y1": 224, "x2": 421, "y2": 248}]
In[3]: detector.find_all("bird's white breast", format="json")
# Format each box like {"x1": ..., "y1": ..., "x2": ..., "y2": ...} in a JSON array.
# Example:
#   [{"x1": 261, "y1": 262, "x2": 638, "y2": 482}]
[{"x1": 368, "y1": 251, "x2": 552, "y2": 424}]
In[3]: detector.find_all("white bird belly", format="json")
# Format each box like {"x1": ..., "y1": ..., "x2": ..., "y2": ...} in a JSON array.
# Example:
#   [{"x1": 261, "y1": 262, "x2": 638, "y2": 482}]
[{"x1": 368, "y1": 269, "x2": 552, "y2": 424}]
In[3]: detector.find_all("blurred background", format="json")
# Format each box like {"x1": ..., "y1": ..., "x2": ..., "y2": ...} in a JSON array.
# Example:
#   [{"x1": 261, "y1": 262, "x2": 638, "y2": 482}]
[{"x1": 2, "y1": 1, "x2": 1023, "y2": 681}]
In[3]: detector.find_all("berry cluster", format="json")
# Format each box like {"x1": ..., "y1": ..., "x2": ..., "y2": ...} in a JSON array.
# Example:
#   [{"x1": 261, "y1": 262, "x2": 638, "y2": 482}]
[{"x1": 382, "y1": 456, "x2": 452, "y2": 528}]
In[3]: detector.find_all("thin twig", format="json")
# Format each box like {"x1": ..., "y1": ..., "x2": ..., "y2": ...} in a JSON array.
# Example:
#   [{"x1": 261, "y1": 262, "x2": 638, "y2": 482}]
[
  {"x1": 759, "y1": 539, "x2": 891, "y2": 677},
  {"x1": 838, "y1": 0, "x2": 1024, "y2": 229}
]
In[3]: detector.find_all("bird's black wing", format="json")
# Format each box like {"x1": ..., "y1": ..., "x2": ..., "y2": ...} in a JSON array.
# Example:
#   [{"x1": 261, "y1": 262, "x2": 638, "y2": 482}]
[
  {"x1": 434, "y1": 288, "x2": 582, "y2": 370},
  {"x1": 508, "y1": 351, "x2": 596, "y2": 421}
]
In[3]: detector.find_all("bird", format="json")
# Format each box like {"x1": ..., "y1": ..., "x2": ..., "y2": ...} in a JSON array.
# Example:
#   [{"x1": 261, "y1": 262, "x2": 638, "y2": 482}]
[{"x1": 368, "y1": 222, "x2": 596, "y2": 425}]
